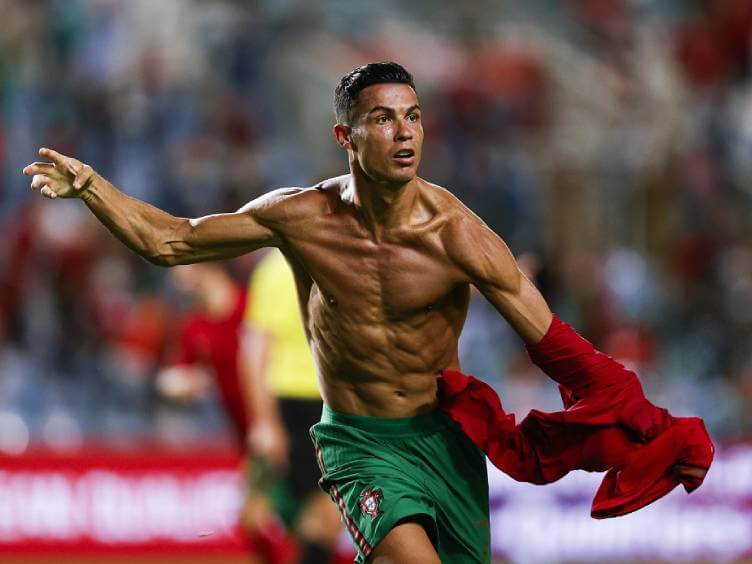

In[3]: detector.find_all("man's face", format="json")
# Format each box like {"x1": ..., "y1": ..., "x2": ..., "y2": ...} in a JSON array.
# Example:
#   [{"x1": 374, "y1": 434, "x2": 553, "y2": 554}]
[
  {"x1": 344, "y1": 83, "x2": 423, "y2": 186},
  {"x1": 170, "y1": 264, "x2": 203, "y2": 297}
]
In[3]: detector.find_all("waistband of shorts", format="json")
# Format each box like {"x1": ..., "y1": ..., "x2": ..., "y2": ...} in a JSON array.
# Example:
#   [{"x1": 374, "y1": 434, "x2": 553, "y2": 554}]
[{"x1": 319, "y1": 405, "x2": 452, "y2": 437}]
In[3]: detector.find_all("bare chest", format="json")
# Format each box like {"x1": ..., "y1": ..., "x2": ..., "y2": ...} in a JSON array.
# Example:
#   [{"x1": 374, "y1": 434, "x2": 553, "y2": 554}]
[{"x1": 284, "y1": 217, "x2": 459, "y2": 318}]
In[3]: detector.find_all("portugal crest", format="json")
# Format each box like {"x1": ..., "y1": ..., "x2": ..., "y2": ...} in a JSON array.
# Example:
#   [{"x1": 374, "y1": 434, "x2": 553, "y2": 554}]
[{"x1": 359, "y1": 487, "x2": 383, "y2": 520}]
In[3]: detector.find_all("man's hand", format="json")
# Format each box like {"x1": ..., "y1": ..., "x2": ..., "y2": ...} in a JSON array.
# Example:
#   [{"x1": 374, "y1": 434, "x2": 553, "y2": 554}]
[
  {"x1": 247, "y1": 417, "x2": 290, "y2": 471},
  {"x1": 155, "y1": 365, "x2": 212, "y2": 405},
  {"x1": 22, "y1": 147, "x2": 96, "y2": 199}
]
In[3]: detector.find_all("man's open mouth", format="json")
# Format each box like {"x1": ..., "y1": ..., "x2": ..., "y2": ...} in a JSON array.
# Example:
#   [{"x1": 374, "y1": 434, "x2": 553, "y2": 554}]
[{"x1": 393, "y1": 149, "x2": 415, "y2": 163}]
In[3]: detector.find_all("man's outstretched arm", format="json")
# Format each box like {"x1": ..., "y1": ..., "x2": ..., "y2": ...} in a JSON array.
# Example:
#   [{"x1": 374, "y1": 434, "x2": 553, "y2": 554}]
[{"x1": 22, "y1": 148, "x2": 286, "y2": 266}]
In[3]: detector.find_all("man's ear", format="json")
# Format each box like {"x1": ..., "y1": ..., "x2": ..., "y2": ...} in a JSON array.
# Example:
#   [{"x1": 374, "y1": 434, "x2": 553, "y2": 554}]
[{"x1": 333, "y1": 123, "x2": 356, "y2": 152}]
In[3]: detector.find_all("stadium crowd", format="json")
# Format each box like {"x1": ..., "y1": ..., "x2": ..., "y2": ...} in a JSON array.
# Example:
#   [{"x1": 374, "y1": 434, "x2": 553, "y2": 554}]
[{"x1": 1, "y1": 0, "x2": 751, "y2": 455}]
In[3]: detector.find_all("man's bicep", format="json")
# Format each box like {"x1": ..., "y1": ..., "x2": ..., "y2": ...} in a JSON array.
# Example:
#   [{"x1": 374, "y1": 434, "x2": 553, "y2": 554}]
[
  {"x1": 171, "y1": 210, "x2": 280, "y2": 263},
  {"x1": 450, "y1": 219, "x2": 551, "y2": 344},
  {"x1": 167, "y1": 189, "x2": 299, "y2": 264}
]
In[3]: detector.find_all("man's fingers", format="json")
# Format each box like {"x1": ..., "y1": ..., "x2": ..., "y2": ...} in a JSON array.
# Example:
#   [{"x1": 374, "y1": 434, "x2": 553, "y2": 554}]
[
  {"x1": 38, "y1": 147, "x2": 78, "y2": 175},
  {"x1": 30, "y1": 174, "x2": 52, "y2": 191},
  {"x1": 25, "y1": 152, "x2": 94, "y2": 196},
  {"x1": 38, "y1": 147, "x2": 66, "y2": 165},
  {"x1": 31, "y1": 172, "x2": 59, "y2": 198},
  {"x1": 22, "y1": 162, "x2": 56, "y2": 176},
  {"x1": 39, "y1": 186, "x2": 57, "y2": 199}
]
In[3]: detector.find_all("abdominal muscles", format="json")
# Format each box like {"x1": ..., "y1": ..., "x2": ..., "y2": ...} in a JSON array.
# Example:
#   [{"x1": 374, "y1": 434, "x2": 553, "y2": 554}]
[{"x1": 307, "y1": 285, "x2": 469, "y2": 417}]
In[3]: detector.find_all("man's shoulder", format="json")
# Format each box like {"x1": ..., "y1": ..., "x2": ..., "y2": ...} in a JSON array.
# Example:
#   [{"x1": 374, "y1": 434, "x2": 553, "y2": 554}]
[
  {"x1": 419, "y1": 178, "x2": 455, "y2": 203},
  {"x1": 417, "y1": 179, "x2": 500, "y2": 269},
  {"x1": 418, "y1": 178, "x2": 481, "y2": 232},
  {"x1": 250, "y1": 178, "x2": 344, "y2": 224},
  {"x1": 315, "y1": 174, "x2": 350, "y2": 194}
]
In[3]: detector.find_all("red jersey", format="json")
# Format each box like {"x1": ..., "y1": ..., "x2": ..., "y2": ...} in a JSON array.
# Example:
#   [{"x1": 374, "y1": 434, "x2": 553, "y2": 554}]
[{"x1": 171, "y1": 287, "x2": 249, "y2": 446}]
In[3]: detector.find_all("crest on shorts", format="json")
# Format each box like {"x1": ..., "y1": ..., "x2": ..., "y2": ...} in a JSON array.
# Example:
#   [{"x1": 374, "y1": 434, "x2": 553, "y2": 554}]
[{"x1": 359, "y1": 487, "x2": 383, "y2": 520}]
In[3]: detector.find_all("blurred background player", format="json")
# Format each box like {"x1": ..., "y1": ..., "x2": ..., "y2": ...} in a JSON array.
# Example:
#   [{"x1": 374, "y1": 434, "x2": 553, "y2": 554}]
[
  {"x1": 153, "y1": 263, "x2": 291, "y2": 560},
  {"x1": 242, "y1": 249, "x2": 347, "y2": 564},
  {"x1": 151, "y1": 255, "x2": 347, "y2": 563},
  {"x1": 155, "y1": 261, "x2": 312, "y2": 563},
  {"x1": 155, "y1": 263, "x2": 249, "y2": 448}
]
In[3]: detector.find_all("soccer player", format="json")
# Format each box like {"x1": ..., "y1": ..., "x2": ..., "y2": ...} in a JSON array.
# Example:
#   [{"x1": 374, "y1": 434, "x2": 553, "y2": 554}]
[
  {"x1": 23, "y1": 62, "x2": 709, "y2": 563},
  {"x1": 153, "y1": 263, "x2": 289, "y2": 561},
  {"x1": 155, "y1": 263, "x2": 250, "y2": 447}
]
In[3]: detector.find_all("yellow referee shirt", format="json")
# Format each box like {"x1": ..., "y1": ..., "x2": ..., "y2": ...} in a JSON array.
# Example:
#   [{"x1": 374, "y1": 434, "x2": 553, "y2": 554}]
[{"x1": 245, "y1": 250, "x2": 320, "y2": 399}]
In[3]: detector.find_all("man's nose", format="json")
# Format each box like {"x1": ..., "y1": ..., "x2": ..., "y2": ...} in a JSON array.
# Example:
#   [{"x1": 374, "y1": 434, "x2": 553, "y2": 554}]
[{"x1": 395, "y1": 119, "x2": 413, "y2": 141}]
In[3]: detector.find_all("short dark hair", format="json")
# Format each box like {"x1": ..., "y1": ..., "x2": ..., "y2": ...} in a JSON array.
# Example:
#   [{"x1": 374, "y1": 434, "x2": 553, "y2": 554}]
[{"x1": 333, "y1": 62, "x2": 416, "y2": 124}]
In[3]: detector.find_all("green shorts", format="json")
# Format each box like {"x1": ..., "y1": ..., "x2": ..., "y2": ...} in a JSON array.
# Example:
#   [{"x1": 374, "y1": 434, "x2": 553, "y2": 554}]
[{"x1": 309, "y1": 406, "x2": 490, "y2": 563}]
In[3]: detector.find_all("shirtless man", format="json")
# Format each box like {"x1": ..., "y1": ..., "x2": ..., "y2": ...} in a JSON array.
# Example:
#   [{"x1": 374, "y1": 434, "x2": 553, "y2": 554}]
[{"x1": 23, "y1": 62, "x2": 553, "y2": 563}]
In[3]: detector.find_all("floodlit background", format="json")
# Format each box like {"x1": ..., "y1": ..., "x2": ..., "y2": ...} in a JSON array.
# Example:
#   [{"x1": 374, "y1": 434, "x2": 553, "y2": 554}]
[{"x1": 1, "y1": 0, "x2": 751, "y2": 562}]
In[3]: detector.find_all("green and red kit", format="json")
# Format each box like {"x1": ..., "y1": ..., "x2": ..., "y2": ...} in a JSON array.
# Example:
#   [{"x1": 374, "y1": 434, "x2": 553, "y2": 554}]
[{"x1": 310, "y1": 407, "x2": 491, "y2": 563}]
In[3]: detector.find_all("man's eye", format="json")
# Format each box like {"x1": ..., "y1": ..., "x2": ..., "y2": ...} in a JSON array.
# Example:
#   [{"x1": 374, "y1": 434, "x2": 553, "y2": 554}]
[
  {"x1": 408, "y1": 114, "x2": 419, "y2": 122},
  {"x1": 376, "y1": 115, "x2": 389, "y2": 124}
]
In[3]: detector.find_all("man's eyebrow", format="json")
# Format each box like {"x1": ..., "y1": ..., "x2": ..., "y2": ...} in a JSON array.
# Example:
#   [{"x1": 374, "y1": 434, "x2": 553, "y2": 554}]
[
  {"x1": 367, "y1": 105, "x2": 395, "y2": 116},
  {"x1": 367, "y1": 104, "x2": 421, "y2": 116}
]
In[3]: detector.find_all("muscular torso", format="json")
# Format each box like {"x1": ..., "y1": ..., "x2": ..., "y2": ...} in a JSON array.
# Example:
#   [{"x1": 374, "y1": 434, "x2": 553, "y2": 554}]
[
  {"x1": 25, "y1": 148, "x2": 546, "y2": 415},
  {"x1": 272, "y1": 176, "x2": 471, "y2": 417}
]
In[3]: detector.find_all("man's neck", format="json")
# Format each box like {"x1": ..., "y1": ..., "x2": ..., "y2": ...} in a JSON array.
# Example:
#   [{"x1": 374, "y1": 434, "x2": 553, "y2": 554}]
[{"x1": 346, "y1": 166, "x2": 419, "y2": 239}]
